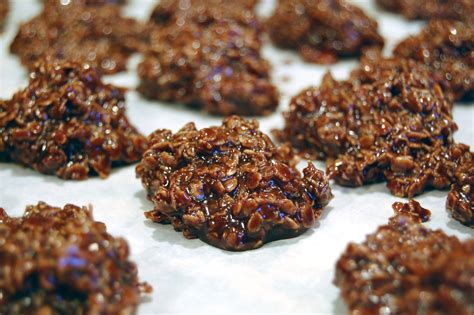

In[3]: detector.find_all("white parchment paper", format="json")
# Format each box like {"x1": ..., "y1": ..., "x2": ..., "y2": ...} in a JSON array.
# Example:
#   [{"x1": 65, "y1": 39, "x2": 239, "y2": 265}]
[{"x1": 1, "y1": 1, "x2": 473, "y2": 314}]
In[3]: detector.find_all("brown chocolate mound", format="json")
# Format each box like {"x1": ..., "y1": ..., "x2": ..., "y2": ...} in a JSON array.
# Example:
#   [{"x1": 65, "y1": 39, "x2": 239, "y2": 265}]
[
  {"x1": 447, "y1": 149, "x2": 473, "y2": 227},
  {"x1": 0, "y1": 0, "x2": 8, "y2": 31},
  {"x1": 394, "y1": 20, "x2": 474, "y2": 101},
  {"x1": 277, "y1": 56, "x2": 466, "y2": 197},
  {"x1": 335, "y1": 203, "x2": 474, "y2": 315},
  {"x1": 136, "y1": 116, "x2": 333, "y2": 251},
  {"x1": 0, "y1": 202, "x2": 151, "y2": 314},
  {"x1": 10, "y1": 1, "x2": 146, "y2": 74},
  {"x1": 389, "y1": 199, "x2": 431, "y2": 224},
  {"x1": 266, "y1": 0, "x2": 384, "y2": 64},
  {"x1": 377, "y1": 0, "x2": 474, "y2": 21},
  {"x1": 0, "y1": 61, "x2": 146, "y2": 180},
  {"x1": 137, "y1": 0, "x2": 279, "y2": 116}
]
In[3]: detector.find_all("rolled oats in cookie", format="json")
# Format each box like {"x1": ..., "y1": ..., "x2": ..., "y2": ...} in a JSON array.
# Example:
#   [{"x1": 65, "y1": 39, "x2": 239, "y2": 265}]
[
  {"x1": 376, "y1": 0, "x2": 474, "y2": 21},
  {"x1": 136, "y1": 116, "x2": 333, "y2": 251},
  {"x1": 277, "y1": 56, "x2": 465, "y2": 197},
  {"x1": 447, "y1": 147, "x2": 473, "y2": 227},
  {"x1": 335, "y1": 202, "x2": 474, "y2": 315},
  {"x1": 383, "y1": 143, "x2": 472, "y2": 198},
  {"x1": 138, "y1": 0, "x2": 279, "y2": 116},
  {"x1": 10, "y1": 0, "x2": 146, "y2": 74},
  {"x1": 267, "y1": 0, "x2": 384, "y2": 64},
  {"x1": 0, "y1": 202, "x2": 151, "y2": 314},
  {"x1": 0, "y1": 61, "x2": 146, "y2": 180},
  {"x1": 394, "y1": 20, "x2": 474, "y2": 101}
]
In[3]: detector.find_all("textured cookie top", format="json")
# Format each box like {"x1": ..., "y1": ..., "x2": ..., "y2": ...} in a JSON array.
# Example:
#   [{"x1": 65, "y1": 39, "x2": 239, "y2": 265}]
[
  {"x1": 136, "y1": 116, "x2": 332, "y2": 251},
  {"x1": 0, "y1": 202, "x2": 151, "y2": 314},
  {"x1": 267, "y1": 0, "x2": 384, "y2": 63},
  {"x1": 447, "y1": 148, "x2": 473, "y2": 227},
  {"x1": 394, "y1": 20, "x2": 474, "y2": 101},
  {"x1": 0, "y1": 61, "x2": 146, "y2": 180},
  {"x1": 139, "y1": 0, "x2": 278, "y2": 116},
  {"x1": 10, "y1": 1, "x2": 145, "y2": 74},
  {"x1": 138, "y1": 20, "x2": 278, "y2": 116},
  {"x1": 278, "y1": 57, "x2": 463, "y2": 197},
  {"x1": 335, "y1": 203, "x2": 474, "y2": 314}
]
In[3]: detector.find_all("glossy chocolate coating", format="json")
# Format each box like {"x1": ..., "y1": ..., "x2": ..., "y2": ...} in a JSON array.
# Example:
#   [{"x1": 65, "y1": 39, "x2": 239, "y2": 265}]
[
  {"x1": 138, "y1": 0, "x2": 279, "y2": 116},
  {"x1": 0, "y1": 202, "x2": 151, "y2": 314},
  {"x1": 11, "y1": 0, "x2": 146, "y2": 74},
  {"x1": 394, "y1": 20, "x2": 473, "y2": 101},
  {"x1": 447, "y1": 148, "x2": 473, "y2": 227},
  {"x1": 136, "y1": 116, "x2": 332, "y2": 251},
  {"x1": 277, "y1": 56, "x2": 468, "y2": 197},
  {"x1": 335, "y1": 203, "x2": 474, "y2": 315},
  {"x1": 267, "y1": 0, "x2": 384, "y2": 64},
  {"x1": 0, "y1": 61, "x2": 146, "y2": 180}
]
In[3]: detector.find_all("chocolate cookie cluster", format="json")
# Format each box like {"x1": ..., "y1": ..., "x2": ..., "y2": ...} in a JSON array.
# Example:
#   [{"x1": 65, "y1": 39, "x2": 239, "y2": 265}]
[
  {"x1": 0, "y1": 61, "x2": 146, "y2": 180},
  {"x1": 277, "y1": 56, "x2": 469, "y2": 197},
  {"x1": 394, "y1": 20, "x2": 473, "y2": 101},
  {"x1": 267, "y1": 0, "x2": 384, "y2": 64},
  {"x1": 11, "y1": 0, "x2": 145, "y2": 74},
  {"x1": 138, "y1": 0, "x2": 279, "y2": 116},
  {"x1": 335, "y1": 202, "x2": 474, "y2": 314},
  {"x1": 0, "y1": 202, "x2": 151, "y2": 314},
  {"x1": 389, "y1": 199, "x2": 431, "y2": 224},
  {"x1": 136, "y1": 116, "x2": 332, "y2": 251}
]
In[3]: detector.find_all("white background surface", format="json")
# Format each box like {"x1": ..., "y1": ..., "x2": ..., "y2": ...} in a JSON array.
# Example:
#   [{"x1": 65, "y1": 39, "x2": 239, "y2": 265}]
[{"x1": 0, "y1": 1, "x2": 473, "y2": 314}]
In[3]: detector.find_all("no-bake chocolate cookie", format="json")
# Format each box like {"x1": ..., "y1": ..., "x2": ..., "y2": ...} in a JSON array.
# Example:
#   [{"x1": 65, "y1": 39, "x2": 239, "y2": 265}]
[
  {"x1": 447, "y1": 148, "x2": 473, "y2": 227},
  {"x1": 136, "y1": 116, "x2": 332, "y2": 251},
  {"x1": 277, "y1": 57, "x2": 466, "y2": 197},
  {"x1": 0, "y1": 61, "x2": 146, "y2": 180},
  {"x1": 0, "y1": 202, "x2": 151, "y2": 314},
  {"x1": 394, "y1": 20, "x2": 474, "y2": 101},
  {"x1": 138, "y1": 0, "x2": 279, "y2": 116},
  {"x1": 377, "y1": 0, "x2": 474, "y2": 21},
  {"x1": 0, "y1": 0, "x2": 8, "y2": 31},
  {"x1": 335, "y1": 202, "x2": 474, "y2": 315},
  {"x1": 267, "y1": 0, "x2": 384, "y2": 64},
  {"x1": 10, "y1": 1, "x2": 145, "y2": 74},
  {"x1": 389, "y1": 199, "x2": 431, "y2": 224}
]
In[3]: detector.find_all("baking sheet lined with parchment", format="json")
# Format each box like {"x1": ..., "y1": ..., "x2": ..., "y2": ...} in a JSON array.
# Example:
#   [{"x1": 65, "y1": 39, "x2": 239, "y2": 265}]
[{"x1": 0, "y1": 0, "x2": 473, "y2": 314}]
